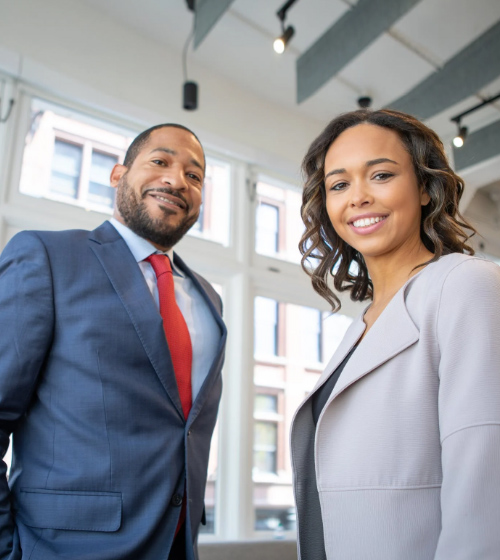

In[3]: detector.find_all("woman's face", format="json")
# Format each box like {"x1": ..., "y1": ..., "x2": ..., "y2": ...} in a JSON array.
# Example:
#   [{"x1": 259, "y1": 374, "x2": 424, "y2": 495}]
[{"x1": 324, "y1": 123, "x2": 430, "y2": 262}]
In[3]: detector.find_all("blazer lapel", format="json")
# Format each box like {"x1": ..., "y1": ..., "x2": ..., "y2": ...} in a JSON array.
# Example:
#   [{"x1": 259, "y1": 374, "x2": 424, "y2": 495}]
[
  {"x1": 329, "y1": 285, "x2": 419, "y2": 402},
  {"x1": 89, "y1": 222, "x2": 185, "y2": 420},
  {"x1": 308, "y1": 281, "x2": 420, "y2": 416}
]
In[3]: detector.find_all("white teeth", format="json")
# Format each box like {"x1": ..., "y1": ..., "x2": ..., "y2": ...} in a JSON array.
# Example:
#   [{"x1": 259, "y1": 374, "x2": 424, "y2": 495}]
[
  {"x1": 352, "y1": 216, "x2": 386, "y2": 228},
  {"x1": 154, "y1": 195, "x2": 181, "y2": 208}
]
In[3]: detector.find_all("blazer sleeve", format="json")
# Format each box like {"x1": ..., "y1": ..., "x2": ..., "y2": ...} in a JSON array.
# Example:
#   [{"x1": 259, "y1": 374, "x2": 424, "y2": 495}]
[
  {"x1": 434, "y1": 258, "x2": 500, "y2": 559},
  {"x1": 0, "y1": 232, "x2": 55, "y2": 558}
]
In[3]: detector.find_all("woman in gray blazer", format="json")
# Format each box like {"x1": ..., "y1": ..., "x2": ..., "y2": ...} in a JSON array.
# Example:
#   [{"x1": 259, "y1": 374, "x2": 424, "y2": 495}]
[{"x1": 291, "y1": 109, "x2": 500, "y2": 560}]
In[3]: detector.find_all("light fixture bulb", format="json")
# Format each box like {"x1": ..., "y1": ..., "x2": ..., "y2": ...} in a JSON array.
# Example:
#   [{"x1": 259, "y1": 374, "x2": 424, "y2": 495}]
[
  {"x1": 273, "y1": 38, "x2": 285, "y2": 54},
  {"x1": 453, "y1": 125, "x2": 468, "y2": 148},
  {"x1": 273, "y1": 25, "x2": 295, "y2": 54}
]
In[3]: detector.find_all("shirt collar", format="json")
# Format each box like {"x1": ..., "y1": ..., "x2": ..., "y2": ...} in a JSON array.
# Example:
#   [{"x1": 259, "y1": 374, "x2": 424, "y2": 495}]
[{"x1": 109, "y1": 218, "x2": 183, "y2": 277}]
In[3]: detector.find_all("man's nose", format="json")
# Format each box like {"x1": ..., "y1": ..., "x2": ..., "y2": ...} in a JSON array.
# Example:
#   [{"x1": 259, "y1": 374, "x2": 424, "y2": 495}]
[{"x1": 161, "y1": 167, "x2": 187, "y2": 190}]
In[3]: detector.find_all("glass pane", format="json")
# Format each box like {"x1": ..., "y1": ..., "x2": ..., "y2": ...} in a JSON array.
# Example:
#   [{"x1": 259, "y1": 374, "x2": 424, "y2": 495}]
[
  {"x1": 253, "y1": 421, "x2": 277, "y2": 474},
  {"x1": 254, "y1": 296, "x2": 278, "y2": 358},
  {"x1": 88, "y1": 151, "x2": 118, "y2": 208},
  {"x1": 19, "y1": 97, "x2": 135, "y2": 213},
  {"x1": 255, "y1": 203, "x2": 279, "y2": 255},
  {"x1": 50, "y1": 140, "x2": 82, "y2": 198},
  {"x1": 255, "y1": 179, "x2": 303, "y2": 263},
  {"x1": 253, "y1": 297, "x2": 353, "y2": 532},
  {"x1": 255, "y1": 394, "x2": 278, "y2": 413},
  {"x1": 300, "y1": 307, "x2": 322, "y2": 363},
  {"x1": 188, "y1": 156, "x2": 231, "y2": 246}
]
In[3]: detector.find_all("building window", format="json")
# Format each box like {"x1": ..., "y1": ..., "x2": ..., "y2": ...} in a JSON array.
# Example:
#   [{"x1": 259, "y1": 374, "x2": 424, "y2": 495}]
[
  {"x1": 253, "y1": 421, "x2": 278, "y2": 475},
  {"x1": 254, "y1": 179, "x2": 303, "y2": 263},
  {"x1": 19, "y1": 97, "x2": 135, "y2": 213},
  {"x1": 254, "y1": 296, "x2": 279, "y2": 358},
  {"x1": 253, "y1": 298, "x2": 353, "y2": 532}
]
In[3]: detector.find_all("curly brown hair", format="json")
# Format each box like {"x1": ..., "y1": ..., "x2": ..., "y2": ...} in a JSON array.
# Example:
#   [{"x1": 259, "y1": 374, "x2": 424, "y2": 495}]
[{"x1": 300, "y1": 109, "x2": 476, "y2": 312}]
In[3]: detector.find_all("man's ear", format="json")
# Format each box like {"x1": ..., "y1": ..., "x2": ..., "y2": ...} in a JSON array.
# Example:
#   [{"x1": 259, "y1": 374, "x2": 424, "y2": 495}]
[{"x1": 110, "y1": 164, "x2": 127, "y2": 189}]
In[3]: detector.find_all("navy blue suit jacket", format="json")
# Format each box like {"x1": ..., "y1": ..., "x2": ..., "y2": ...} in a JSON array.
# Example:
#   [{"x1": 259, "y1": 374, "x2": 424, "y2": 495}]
[{"x1": 0, "y1": 221, "x2": 227, "y2": 560}]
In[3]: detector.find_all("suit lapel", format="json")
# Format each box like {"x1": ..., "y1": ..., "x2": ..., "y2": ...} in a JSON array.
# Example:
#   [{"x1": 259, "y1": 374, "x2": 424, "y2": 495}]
[
  {"x1": 88, "y1": 222, "x2": 185, "y2": 420},
  {"x1": 173, "y1": 253, "x2": 227, "y2": 423}
]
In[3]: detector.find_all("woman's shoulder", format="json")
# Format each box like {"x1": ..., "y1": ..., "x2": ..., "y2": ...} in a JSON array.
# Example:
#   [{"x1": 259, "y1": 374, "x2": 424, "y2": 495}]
[
  {"x1": 419, "y1": 253, "x2": 500, "y2": 316},
  {"x1": 421, "y1": 253, "x2": 500, "y2": 288}
]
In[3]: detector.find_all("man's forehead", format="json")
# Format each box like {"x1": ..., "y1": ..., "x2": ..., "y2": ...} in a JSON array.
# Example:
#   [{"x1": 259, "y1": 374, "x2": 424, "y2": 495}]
[{"x1": 144, "y1": 127, "x2": 204, "y2": 158}]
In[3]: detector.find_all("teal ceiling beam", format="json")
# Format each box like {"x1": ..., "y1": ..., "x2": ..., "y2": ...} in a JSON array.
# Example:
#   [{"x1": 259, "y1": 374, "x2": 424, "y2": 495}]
[
  {"x1": 194, "y1": 0, "x2": 236, "y2": 49},
  {"x1": 296, "y1": 0, "x2": 421, "y2": 104},
  {"x1": 388, "y1": 21, "x2": 500, "y2": 120}
]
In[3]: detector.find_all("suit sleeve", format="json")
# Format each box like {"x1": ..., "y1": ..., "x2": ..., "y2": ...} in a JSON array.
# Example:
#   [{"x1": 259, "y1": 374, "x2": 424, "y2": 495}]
[
  {"x1": 434, "y1": 258, "x2": 500, "y2": 559},
  {"x1": 0, "y1": 232, "x2": 55, "y2": 558}
]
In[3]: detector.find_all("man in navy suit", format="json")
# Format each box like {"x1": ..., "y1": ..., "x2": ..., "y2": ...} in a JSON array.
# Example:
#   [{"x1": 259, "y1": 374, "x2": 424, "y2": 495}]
[{"x1": 0, "y1": 124, "x2": 227, "y2": 559}]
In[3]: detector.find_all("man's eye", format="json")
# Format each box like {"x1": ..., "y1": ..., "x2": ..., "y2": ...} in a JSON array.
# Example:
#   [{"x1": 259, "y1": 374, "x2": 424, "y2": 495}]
[
  {"x1": 188, "y1": 173, "x2": 201, "y2": 182},
  {"x1": 152, "y1": 159, "x2": 165, "y2": 165}
]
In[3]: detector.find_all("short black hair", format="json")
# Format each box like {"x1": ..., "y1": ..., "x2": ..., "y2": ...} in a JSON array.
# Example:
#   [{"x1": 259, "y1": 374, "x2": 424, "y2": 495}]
[{"x1": 123, "y1": 123, "x2": 204, "y2": 168}]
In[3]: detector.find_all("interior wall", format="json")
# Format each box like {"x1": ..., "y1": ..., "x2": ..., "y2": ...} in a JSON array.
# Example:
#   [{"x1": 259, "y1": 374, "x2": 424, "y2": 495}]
[{"x1": 0, "y1": 0, "x2": 322, "y2": 179}]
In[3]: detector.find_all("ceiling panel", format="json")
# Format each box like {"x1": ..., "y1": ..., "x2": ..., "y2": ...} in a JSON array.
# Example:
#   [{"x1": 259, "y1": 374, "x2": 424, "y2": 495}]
[
  {"x1": 394, "y1": 0, "x2": 500, "y2": 65},
  {"x1": 338, "y1": 33, "x2": 435, "y2": 108}
]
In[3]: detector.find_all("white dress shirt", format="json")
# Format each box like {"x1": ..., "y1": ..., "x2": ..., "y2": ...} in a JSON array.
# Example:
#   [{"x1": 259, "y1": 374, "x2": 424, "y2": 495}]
[{"x1": 110, "y1": 218, "x2": 220, "y2": 401}]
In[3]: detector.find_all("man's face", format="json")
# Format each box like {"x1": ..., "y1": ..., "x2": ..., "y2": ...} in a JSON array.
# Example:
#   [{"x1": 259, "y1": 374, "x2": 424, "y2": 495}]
[{"x1": 111, "y1": 127, "x2": 205, "y2": 251}]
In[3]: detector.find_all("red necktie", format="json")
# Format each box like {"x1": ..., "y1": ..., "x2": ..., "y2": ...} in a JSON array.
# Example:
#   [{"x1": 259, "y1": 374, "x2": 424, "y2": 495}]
[
  {"x1": 146, "y1": 254, "x2": 192, "y2": 419},
  {"x1": 147, "y1": 254, "x2": 192, "y2": 539}
]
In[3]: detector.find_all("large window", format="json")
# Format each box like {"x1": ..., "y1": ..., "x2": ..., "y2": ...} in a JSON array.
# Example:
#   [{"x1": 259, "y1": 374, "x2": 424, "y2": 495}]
[
  {"x1": 253, "y1": 297, "x2": 353, "y2": 533},
  {"x1": 17, "y1": 98, "x2": 232, "y2": 247},
  {"x1": 19, "y1": 97, "x2": 134, "y2": 213}
]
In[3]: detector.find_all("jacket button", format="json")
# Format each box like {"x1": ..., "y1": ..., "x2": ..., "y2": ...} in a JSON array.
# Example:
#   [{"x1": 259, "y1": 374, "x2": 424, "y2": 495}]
[
  {"x1": 187, "y1": 430, "x2": 192, "y2": 436},
  {"x1": 171, "y1": 493, "x2": 183, "y2": 507}
]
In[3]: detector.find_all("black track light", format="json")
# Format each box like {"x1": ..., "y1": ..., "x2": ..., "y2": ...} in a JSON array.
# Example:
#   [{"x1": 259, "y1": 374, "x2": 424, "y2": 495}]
[
  {"x1": 274, "y1": 0, "x2": 299, "y2": 54},
  {"x1": 274, "y1": 26, "x2": 295, "y2": 54},
  {"x1": 450, "y1": 91, "x2": 500, "y2": 149},
  {"x1": 453, "y1": 125, "x2": 468, "y2": 148}
]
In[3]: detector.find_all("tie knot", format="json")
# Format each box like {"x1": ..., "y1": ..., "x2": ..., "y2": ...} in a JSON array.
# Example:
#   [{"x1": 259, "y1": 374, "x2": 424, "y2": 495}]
[{"x1": 146, "y1": 254, "x2": 172, "y2": 278}]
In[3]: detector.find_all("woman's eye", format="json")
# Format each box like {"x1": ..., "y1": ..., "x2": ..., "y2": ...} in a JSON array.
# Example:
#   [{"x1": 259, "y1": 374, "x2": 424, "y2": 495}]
[
  {"x1": 152, "y1": 159, "x2": 166, "y2": 166},
  {"x1": 330, "y1": 182, "x2": 347, "y2": 191},
  {"x1": 373, "y1": 172, "x2": 393, "y2": 181}
]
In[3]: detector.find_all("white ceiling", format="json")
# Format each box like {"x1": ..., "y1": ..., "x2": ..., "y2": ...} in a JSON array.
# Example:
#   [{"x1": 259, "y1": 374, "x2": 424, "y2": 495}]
[{"x1": 79, "y1": 0, "x2": 500, "y2": 140}]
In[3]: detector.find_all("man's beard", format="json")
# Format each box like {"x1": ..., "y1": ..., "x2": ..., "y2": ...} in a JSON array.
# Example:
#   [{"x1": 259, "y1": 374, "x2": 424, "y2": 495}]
[{"x1": 116, "y1": 175, "x2": 199, "y2": 250}]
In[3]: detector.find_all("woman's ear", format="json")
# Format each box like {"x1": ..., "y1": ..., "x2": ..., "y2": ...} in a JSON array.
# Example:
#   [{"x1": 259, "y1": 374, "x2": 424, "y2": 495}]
[{"x1": 420, "y1": 187, "x2": 431, "y2": 206}]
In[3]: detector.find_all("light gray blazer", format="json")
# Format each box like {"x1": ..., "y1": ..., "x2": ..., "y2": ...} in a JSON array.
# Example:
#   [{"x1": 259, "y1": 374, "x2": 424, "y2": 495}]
[{"x1": 291, "y1": 253, "x2": 500, "y2": 560}]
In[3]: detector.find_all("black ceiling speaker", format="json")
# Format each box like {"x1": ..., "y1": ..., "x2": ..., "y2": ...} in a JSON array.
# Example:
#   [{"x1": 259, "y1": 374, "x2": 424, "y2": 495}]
[
  {"x1": 357, "y1": 96, "x2": 372, "y2": 108},
  {"x1": 183, "y1": 81, "x2": 198, "y2": 110}
]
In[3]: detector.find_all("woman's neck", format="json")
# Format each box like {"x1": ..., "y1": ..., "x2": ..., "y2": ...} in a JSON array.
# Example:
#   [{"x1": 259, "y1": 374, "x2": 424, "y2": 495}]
[{"x1": 365, "y1": 240, "x2": 434, "y2": 308}]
